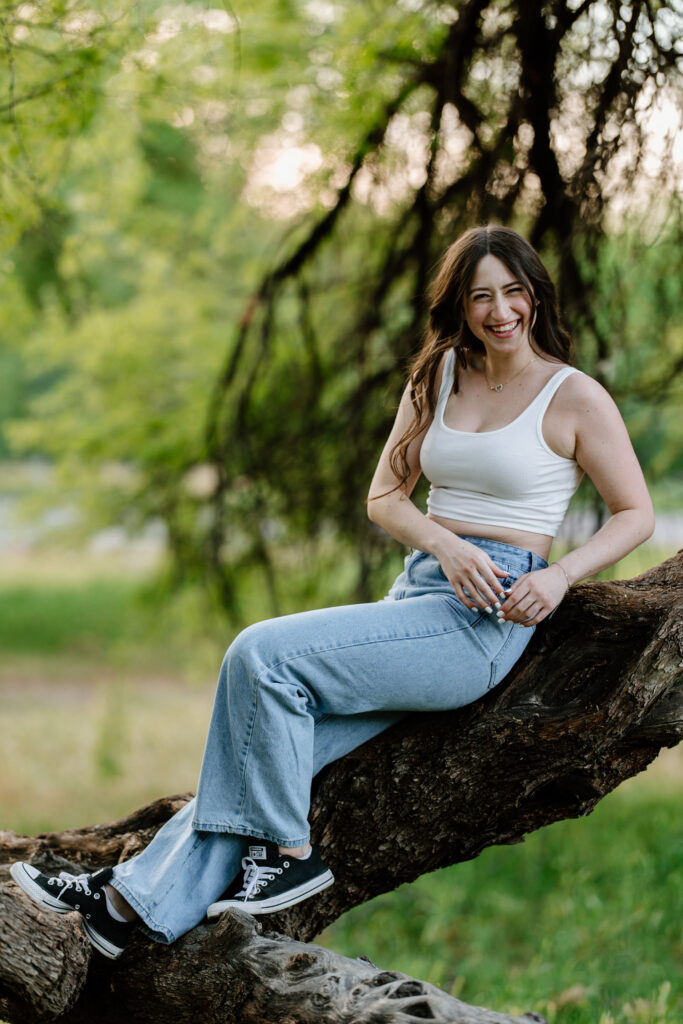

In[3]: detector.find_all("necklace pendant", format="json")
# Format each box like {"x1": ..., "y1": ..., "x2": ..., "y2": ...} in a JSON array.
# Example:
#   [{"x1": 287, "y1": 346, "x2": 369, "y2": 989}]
[{"x1": 492, "y1": 383, "x2": 504, "y2": 392}]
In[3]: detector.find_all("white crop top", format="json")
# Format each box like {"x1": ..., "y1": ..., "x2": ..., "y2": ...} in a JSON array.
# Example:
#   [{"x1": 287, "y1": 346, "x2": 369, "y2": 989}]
[{"x1": 419, "y1": 349, "x2": 583, "y2": 537}]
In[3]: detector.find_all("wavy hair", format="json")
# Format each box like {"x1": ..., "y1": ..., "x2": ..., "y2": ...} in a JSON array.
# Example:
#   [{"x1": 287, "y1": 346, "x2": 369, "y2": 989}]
[{"x1": 388, "y1": 225, "x2": 573, "y2": 492}]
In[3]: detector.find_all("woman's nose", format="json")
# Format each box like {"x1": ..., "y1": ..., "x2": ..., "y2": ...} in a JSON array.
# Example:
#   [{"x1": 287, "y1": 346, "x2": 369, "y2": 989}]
[{"x1": 491, "y1": 293, "x2": 511, "y2": 319}]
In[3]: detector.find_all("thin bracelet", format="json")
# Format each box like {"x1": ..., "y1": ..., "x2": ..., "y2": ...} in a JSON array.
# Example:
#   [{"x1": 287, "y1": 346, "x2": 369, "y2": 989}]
[{"x1": 555, "y1": 561, "x2": 571, "y2": 590}]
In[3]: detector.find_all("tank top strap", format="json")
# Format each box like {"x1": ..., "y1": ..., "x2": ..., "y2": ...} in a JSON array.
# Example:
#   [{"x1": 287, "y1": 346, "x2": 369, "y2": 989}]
[
  {"x1": 435, "y1": 348, "x2": 455, "y2": 407},
  {"x1": 533, "y1": 366, "x2": 579, "y2": 425}
]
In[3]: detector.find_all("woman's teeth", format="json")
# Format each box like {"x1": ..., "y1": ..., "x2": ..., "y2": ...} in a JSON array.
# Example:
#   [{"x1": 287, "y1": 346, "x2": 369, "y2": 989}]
[{"x1": 487, "y1": 319, "x2": 520, "y2": 337}]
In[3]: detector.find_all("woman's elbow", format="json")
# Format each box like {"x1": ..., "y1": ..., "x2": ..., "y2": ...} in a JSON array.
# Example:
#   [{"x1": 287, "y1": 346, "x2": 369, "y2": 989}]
[
  {"x1": 639, "y1": 507, "x2": 656, "y2": 544},
  {"x1": 366, "y1": 489, "x2": 397, "y2": 526},
  {"x1": 625, "y1": 502, "x2": 655, "y2": 545},
  {"x1": 366, "y1": 494, "x2": 383, "y2": 524}
]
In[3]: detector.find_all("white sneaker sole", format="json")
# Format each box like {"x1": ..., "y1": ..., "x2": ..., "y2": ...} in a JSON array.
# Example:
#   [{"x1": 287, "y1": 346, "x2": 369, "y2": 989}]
[
  {"x1": 10, "y1": 862, "x2": 126, "y2": 960},
  {"x1": 81, "y1": 920, "x2": 126, "y2": 960},
  {"x1": 207, "y1": 869, "x2": 334, "y2": 919},
  {"x1": 10, "y1": 862, "x2": 71, "y2": 913}
]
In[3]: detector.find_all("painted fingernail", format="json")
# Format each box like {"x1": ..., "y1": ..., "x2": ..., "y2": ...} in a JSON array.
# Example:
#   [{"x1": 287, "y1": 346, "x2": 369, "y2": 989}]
[
  {"x1": 484, "y1": 605, "x2": 493, "y2": 614},
  {"x1": 494, "y1": 601, "x2": 502, "y2": 609},
  {"x1": 496, "y1": 611, "x2": 505, "y2": 620}
]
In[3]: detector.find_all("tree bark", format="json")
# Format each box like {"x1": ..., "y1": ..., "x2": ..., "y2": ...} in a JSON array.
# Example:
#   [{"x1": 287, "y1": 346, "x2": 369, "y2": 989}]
[{"x1": 1, "y1": 552, "x2": 681, "y2": 1024}]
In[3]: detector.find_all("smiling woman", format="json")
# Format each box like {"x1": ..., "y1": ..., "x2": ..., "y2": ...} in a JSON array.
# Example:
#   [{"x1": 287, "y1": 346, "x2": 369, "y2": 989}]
[
  {"x1": 375, "y1": 225, "x2": 653, "y2": 576},
  {"x1": 9, "y1": 225, "x2": 655, "y2": 967},
  {"x1": 466, "y1": 257, "x2": 536, "y2": 350}
]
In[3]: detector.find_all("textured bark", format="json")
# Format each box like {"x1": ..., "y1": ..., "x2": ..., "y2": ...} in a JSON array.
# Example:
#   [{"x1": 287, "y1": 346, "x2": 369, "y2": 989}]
[{"x1": 0, "y1": 552, "x2": 681, "y2": 1024}]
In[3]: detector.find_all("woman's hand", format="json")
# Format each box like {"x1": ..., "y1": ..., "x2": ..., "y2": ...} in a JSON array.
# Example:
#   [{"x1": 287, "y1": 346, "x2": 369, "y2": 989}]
[
  {"x1": 498, "y1": 563, "x2": 569, "y2": 626},
  {"x1": 436, "y1": 537, "x2": 510, "y2": 613}
]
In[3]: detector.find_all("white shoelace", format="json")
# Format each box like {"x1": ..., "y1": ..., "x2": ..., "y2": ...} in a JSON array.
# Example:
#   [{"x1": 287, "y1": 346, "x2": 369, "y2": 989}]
[
  {"x1": 48, "y1": 871, "x2": 93, "y2": 896},
  {"x1": 235, "y1": 856, "x2": 283, "y2": 901}
]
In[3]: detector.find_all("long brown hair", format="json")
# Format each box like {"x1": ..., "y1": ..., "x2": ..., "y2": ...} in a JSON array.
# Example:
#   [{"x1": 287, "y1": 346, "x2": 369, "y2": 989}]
[{"x1": 388, "y1": 225, "x2": 573, "y2": 491}]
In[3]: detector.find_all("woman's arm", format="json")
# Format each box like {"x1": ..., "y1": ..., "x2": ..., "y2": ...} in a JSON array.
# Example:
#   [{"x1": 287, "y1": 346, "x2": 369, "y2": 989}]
[
  {"x1": 501, "y1": 375, "x2": 655, "y2": 626},
  {"x1": 367, "y1": 378, "x2": 509, "y2": 611}
]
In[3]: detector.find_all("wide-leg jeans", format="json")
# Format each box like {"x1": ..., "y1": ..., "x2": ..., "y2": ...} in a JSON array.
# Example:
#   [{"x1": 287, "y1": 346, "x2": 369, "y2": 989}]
[{"x1": 111, "y1": 538, "x2": 547, "y2": 942}]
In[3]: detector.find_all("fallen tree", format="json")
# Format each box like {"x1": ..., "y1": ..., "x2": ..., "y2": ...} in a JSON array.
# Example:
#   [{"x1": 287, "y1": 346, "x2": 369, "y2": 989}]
[{"x1": 1, "y1": 552, "x2": 681, "y2": 1024}]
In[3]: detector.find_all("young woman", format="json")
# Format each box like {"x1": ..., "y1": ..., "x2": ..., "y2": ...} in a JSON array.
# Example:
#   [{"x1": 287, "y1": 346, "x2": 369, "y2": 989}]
[{"x1": 10, "y1": 226, "x2": 654, "y2": 959}]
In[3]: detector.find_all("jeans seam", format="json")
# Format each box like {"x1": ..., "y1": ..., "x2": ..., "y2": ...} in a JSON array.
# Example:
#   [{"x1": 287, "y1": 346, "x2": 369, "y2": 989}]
[
  {"x1": 256, "y1": 620, "x2": 483, "y2": 679},
  {"x1": 235, "y1": 680, "x2": 260, "y2": 822},
  {"x1": 189, "y1": 821, "x2": 310, "y2": 847},
  {"x1": 488, "y1": 622, "x2": 525, "y2": 689}
]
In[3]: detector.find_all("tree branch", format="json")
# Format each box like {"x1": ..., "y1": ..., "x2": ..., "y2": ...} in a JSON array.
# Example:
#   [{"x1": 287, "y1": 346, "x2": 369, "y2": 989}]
[{"x1": 1, "y1": 552, "x2": 680, "y2": 1023}]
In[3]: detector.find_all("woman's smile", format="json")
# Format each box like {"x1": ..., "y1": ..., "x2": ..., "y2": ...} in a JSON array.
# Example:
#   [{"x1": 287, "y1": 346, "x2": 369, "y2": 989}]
[
  {"x1": 485, "y1": 318, "x2": 521, "y2": 338},
  {"x1": 464, "y1": 254, "x2": 535, "y2": 350}
]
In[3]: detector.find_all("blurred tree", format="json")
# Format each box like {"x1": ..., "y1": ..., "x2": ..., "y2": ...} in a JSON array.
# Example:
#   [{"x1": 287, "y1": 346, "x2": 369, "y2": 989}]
[
  {"x1": 204, "y1": 0, "x2": 683, "y2": 605},
  {"x1": 1, "y1": 0, "x2": 681, "y2": 615}
]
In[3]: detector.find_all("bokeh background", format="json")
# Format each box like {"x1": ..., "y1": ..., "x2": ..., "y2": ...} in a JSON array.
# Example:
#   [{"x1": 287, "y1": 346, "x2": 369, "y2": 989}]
[{"x1": 1, "y1": 2, "x2": 681, "y2": 1022}]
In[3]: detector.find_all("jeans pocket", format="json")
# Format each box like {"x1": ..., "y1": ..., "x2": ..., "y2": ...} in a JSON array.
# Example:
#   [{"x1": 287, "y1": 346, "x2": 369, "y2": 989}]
[{"x1": 406, "y1": 549, "x2": 430, "y2": 582}]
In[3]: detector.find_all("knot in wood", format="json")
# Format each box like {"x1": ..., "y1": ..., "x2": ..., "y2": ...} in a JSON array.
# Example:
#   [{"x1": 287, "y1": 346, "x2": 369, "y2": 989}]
[
  {"x1": 403, "y1": 1000, "x2": 436, "y2": 1018},
  {"x1": 370, "y1": 970, "x2": 402, "y2": 987},
  {"x1": 388, "y1": 980, "x2": 425, "y2": 998},
  {"x1": 286, "y1": 952, "x2": 318, "y2": 973}
]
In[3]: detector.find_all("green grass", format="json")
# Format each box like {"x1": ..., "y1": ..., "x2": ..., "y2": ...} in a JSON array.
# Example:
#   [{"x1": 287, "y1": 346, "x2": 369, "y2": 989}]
[
  {"x1": 323, "y1": 779, "x2": 682, "y2": 1024},
  {"x1": 1, "y1": 676, "x2": 214, "y2": 833},
  {"x1": 0, "y1": 554, "x2": 233, "y2": 681},
  {"x1": 0, "y1": 579, "x2": 139, "y2": 655}
]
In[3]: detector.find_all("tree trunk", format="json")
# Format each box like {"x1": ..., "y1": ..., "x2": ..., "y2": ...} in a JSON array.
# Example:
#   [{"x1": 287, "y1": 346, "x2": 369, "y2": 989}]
[{"x1": 1, "y1": 552, "x2": 681, "y2": 1024}]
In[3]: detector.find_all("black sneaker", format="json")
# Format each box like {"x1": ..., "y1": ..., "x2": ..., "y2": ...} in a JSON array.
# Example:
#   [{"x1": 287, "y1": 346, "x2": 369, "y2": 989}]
[
  {"x1": 10, "y1": 862, "x2": 134, "y2": 959},
  {"x1": 206, "y1": 840, "x2": 334, "y2": 918}
]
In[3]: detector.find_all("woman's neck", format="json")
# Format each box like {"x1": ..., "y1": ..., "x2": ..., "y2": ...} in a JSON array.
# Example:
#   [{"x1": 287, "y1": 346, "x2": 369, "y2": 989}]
[{"x1": 480, "y1": 346, "x2": 537, "y2": 384}]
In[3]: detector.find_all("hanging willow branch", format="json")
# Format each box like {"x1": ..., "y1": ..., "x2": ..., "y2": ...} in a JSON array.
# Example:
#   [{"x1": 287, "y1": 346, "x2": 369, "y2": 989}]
[{"x1": 201, "y1": 0, "x2": 681, "y2": 609}]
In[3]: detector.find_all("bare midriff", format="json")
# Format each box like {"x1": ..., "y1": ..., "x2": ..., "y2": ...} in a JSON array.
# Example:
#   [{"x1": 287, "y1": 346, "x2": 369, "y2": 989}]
[{"x1": 426, "y1": 513, "x2": 554, "y2": 561}]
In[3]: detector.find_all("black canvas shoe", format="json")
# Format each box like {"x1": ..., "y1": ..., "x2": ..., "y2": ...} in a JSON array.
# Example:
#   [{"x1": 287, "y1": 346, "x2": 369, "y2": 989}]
[
  {"x1": 10, "y1": 862, "x2": 134, "y2": 959},
  {"x1": 206, "y1": 840, "x2": 334, "y2": 918}
]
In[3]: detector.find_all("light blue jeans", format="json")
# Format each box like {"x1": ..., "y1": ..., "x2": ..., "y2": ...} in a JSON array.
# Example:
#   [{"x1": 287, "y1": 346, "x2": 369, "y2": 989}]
[{"x1": 111, "y1": 538, "x2": 547, "y2": 942}]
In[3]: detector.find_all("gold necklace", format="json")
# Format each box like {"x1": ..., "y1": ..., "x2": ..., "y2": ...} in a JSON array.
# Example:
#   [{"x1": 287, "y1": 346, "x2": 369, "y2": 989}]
[{"x1": 484, "y1": 355, "x2": 535, "y2": 393}]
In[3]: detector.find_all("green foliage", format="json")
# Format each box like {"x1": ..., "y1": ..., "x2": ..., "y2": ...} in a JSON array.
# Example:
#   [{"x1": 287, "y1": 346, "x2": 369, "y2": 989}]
[
  {"x1": 0, "y1": 578, "x2": 139, "y2": 654},
  {"x1": 582, "y1": 227, "x2": 683, "y2": 480},
  {"x1": 324, "y1": 787, "x2": 683, "y2": 1024},
  {"x1": 0, "y1": 0, "x2": 681, "y2": 616}
]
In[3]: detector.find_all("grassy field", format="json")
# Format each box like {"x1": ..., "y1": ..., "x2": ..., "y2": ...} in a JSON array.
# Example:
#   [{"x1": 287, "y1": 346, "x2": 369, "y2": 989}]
[
  {"x1": 322, "y1": 758, "x2": 682, "y2": 1024},
  {"x1": 1, "y1": 544, "x2": 680, "y2": 1024}
]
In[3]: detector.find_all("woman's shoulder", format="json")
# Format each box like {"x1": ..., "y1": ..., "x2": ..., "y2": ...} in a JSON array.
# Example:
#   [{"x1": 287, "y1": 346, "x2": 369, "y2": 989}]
[
  {"x1": 549, "y1": 366, "x2": 623, "y2": 424},
  {"x1": 431, "y1": 348, "x2": 453, "y2": 397},
  {"x1": 551, "y1": 366, "x2": 613, "y2": 402}
]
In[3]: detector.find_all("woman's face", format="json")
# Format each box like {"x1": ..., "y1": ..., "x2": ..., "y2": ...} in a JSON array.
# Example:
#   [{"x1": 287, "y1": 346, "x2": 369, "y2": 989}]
[{"x1": 463, "y1": 254, "x2": 535, "y2": 353}]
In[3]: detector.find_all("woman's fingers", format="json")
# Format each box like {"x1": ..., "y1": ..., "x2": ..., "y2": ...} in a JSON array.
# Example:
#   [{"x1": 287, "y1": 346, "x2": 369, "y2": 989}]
[
  {"x1": 463, "y1": 564, "x2": 507, "y2": 610},
  {"x1": 499, "y1": 567, "x2": 567, "y2": 624},
  {"x1": 476, "y1": 561, "x2": 508, "y2": 603},
  {"x1": 502, "y1": 592, "x2": 539, "y2": 622},
  {"x1": 514, "y1": 604, "x2": 546, "y2": 627},
  {"x1": 438, "y1": 543, "x2": 510, "y2": 612},
  {"x1": 454, "y1": 583, "x2": 478, "y2": 611},
  {"x1": 452, "y1": 562, "x2": 509, "y2": 612}
]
